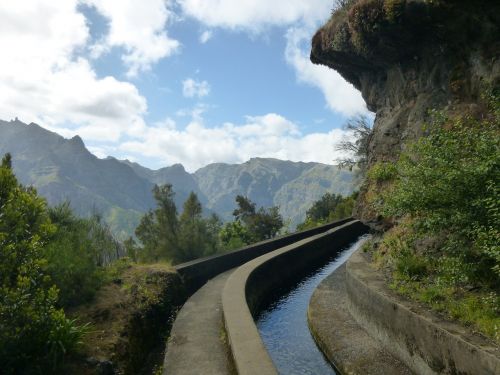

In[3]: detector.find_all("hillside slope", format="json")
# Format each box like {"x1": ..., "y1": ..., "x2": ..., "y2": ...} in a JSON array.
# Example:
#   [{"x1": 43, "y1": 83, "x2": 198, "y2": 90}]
[
  {"x1": 0, "y1": 119, "x2": 154, "y2": 238},
  {"x1": 0, "y1": 119, "x2": 357, "y2": 235}
]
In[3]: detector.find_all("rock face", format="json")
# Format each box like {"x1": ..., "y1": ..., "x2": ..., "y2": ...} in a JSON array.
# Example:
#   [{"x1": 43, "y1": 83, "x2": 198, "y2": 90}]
[{"x1": 311, "y1": 0, "x2": 500, "y2": 223}]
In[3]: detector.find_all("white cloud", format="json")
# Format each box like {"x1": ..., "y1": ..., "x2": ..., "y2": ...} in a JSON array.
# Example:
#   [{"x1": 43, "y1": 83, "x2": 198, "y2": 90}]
[
  {"x1": 178, "y1": 0, "x2": 331, "y2": 32},
  {"x1": 285, "y1": 27, "x2": 367, "y2": 117},
  {"x1": 199, "y1": 30, "x2": 213, "y2": 43},
  {"x1": 119, "y1": 113, "x2": 351, "y2": 172},
  {"x1": 178, "y1": 0, "x2": 368, "y2": 117},
  {"x1": 0, "y1": 1, "x2": 147, "y2": 142},
  {"x1": 84, "y1": 0, "x2": 180, "y2": 77},
  {"x1": 182, "y1": 78, "x2": 211, "y2": 98},
  {"x1": 0, "y1": 1, "x2": 365, "y2": 172}
]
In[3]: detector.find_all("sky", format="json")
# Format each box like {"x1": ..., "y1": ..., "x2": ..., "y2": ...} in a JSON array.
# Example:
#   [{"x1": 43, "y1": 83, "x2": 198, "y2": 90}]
[{"x1": 0, "y1": 0, "x2": 370, "y2": 172}]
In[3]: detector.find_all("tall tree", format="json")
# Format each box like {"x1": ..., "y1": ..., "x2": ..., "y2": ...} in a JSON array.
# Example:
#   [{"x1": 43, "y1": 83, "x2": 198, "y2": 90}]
[
  {"x1": 136, "y1": 188, "x2": 220, "y2": 264},
  {"x1": 180, "y1": 191, "x2": 203, "y2": 222},
  {"x1": 0, "y1": 154, "x2": 82, "y2": 372},
  {"x1": 136, "y1": 184, "x2": 180, "y2": 262},
  {"x1": 335, "y1": 115, "x2": 372, "y2": 172},
  {"x1": 222, "y1": 195, "x2": 284, "y2": 248}
]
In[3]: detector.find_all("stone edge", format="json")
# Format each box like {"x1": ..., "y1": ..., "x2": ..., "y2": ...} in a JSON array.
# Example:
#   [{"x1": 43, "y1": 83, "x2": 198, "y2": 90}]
[{"x1": 345, "y1": 250, "x2": 500, "y2": 375}]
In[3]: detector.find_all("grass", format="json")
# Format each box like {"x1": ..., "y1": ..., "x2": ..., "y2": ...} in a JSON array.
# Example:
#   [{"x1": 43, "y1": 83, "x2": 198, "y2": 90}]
[
  {"x1": 366, "y1": 227, "x2": 500, "y2": 344},
  {"x1": 390, "y1": 277, "x2": 499, "y2": 342}
]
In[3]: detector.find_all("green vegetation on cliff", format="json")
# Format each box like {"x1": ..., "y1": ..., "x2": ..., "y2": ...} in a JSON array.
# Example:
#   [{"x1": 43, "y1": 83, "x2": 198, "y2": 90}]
[{"x1": 367, "y1": 95, "x2": 500, "y2": 342}]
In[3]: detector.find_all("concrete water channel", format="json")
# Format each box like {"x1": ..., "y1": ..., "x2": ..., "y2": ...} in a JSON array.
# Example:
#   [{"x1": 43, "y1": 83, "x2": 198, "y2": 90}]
[
  {"x1": 256, "y1": 236, "x2": 368, "y2": 375},
  {"x1": 164, "y1": 220, "x2": 369, "y2": 375},
  {"x1": 165, "y1": 218, "x2": 499, "y2": 375}
]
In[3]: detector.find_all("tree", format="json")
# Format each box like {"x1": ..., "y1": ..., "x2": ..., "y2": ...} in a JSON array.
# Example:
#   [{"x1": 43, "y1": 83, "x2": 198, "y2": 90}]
[
  {"x1": 180, "y1": 191, "x2": 202, "y2": 222},
  {"x1": 297, "y1": 192, "x2": 357, "y2": 230},
  {"x1": 305, "y1": 192, "x2": 344, "y2": 222},
  {"x1": 136, "y1": 188, "x2": 220, "y2": 264},
  {"x1": 0, "y1": 154, "x2": 83, "y2": 373},
  {"x1": 136, "y1": 184, "x2": 179, "y2": 262},
  {"x1": 177, "y1": 192, "x2": 218, "y2": 261},
  {"x1": 45, "y1": 202, "x2": 121, "y2": 307},
  {"x1": 219, "y1": 221, "x2": 251, "y2": 251},
  {"x1": 335, "y1": 115, "x2": 373, "y2": 172},
  {"x1": 224, "y1": 196, "x2": 284, "y2": 247}
]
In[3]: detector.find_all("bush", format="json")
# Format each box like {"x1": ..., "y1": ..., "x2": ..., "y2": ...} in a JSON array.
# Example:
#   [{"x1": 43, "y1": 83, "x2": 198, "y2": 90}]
[
  {"x1": 372, "y1": 94, "x2": 500, "y2": 342},
  {"x1": 45, "y1": 203, "x2": 121, "y2": 307},
  {"x1": 0, "y1": 154, "x2": 85, "y2": 373},
  {"x1": 367, "y1": 162, "x2": 397, "y2": 182},
  {"x1": 383, "y1": 105, "x2": 500, "y2": 285}
]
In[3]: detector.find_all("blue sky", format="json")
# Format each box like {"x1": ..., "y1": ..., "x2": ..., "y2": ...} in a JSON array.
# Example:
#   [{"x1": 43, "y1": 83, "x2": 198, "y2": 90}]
[{"x1": 0, "y1": 1, "x2": 368, "y2": 171}]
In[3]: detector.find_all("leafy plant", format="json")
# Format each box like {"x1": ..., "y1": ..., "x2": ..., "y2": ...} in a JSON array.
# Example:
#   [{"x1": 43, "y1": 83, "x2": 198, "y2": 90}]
[
  {"x1": 373, "y1": 94, "x2": 500, "y2": 342},
  {"x1": 384, "y1": 105, "x2": 500, "y2": 284},
  {"x1": 0, "y1": 154, "x2": 85, "y2": 373},
  {"x1": 297, "y1": 192, "x2": 357, "y2": 230},
  {"x1": 136, "y1": 188, "x2": 222, "y2": 264}
]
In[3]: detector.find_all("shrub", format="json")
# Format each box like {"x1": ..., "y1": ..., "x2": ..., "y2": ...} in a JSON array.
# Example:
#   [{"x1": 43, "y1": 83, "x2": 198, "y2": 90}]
[
  {"x1": 0, "y1": 154, "x2": 84, "y2": 373},
  {"x1": 348, "y1": 0, "x2": 385, "y2": 53},
  {"x1": 383, "y1": 104, "x2": 500, "y2": 285},
  {"x1": 297, "y1": 192, "x2": 357, "y2": 230},
  {"x1": 45, "y1": 203, "x2": 121, "y2": 307},
  {"x1": 367, "y1": 162, "x2": 397, "y2": 182}
]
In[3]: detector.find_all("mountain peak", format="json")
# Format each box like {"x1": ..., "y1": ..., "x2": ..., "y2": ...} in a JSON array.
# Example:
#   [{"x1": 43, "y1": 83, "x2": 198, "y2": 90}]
[
  {"x1": 70, "y1": 135, "x2": 85, "y2": 147},
  {"x1": 169, "y1": 163, "x2": 186, "y2": 172}
]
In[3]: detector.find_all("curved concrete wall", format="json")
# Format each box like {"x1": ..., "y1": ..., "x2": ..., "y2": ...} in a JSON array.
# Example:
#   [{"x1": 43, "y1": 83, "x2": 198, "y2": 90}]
[
  {"x1": 346, "y1": 250, "x2": 500, "y2": 375},
  {"x1": 175, "y1": 218, "x2": 353, "y2": 293},
  {"x1": 222, "y1": 220, "x2": 369, "y2": 375}
]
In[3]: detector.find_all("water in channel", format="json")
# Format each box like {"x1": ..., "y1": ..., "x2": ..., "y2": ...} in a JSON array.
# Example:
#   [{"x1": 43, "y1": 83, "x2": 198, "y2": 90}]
[{"x1": 256, "y1": 235, "x2": 369, "y2": 375}]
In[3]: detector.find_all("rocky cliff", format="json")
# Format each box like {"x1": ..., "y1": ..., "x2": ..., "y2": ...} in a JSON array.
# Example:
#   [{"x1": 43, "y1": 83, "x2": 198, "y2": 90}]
[{"x1": 311, "y1": 0, "x2": 499, "y2": 224}]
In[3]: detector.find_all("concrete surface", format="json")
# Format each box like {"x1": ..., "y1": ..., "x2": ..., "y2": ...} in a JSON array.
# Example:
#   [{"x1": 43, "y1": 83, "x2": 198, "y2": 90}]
[
  {"x1": 346, "y1": 250, "x2": 500, "y2": 375},
  {"x1": 222, "y1": 220, "x2": 368, "y2": 375},
  {"x1": 163, "y1": 270, "x2": 236, "y2": 375},
  {"x1": 175, "y1": 218, "x2": 353, "y2": 294},
  {"x1": 308, "y1": 264, "x2": 413, "y2": 375}
]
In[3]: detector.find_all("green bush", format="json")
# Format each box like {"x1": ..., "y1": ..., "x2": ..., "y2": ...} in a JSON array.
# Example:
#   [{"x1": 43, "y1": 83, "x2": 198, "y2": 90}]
[
  {"x1": 367, "y1": 162, "x2": 397, "y2": 182},
  {"x1": 297, "y1": 192, "x2": 357, "y2": 230},
  {"x1": 373, "y1": 94, "x2": 500, "y2": 342},
  {"x1": 395, "y1": 250, "x2": 428, "y2": 280},
  {"x1": 45, "y1": 203, "x2": 121, "y2": 307},
  {"x1": 0, "y1": 154, "x2": 85, "y2": 373},
  {"x1": 384, "y1": 104, "x2": 500, "y2": 285}
]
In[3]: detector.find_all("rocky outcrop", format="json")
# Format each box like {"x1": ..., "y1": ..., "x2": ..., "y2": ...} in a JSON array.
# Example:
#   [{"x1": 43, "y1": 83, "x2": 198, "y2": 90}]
[{"x1": 311, "y1": 0, "x2": 500, "y2": 223}]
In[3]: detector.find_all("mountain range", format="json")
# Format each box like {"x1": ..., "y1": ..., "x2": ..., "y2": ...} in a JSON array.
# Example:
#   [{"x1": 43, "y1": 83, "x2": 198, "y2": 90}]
[{"x1": 0, "y1": 119, "x2": 357, "y2": 239}]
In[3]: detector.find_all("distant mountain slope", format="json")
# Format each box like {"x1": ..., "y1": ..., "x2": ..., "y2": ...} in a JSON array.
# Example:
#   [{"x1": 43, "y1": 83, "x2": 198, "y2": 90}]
[
  {"x1": 0, "y1": 119, "x2": 357, "y2": 237},
  {"x1": 118, "y1": 159, "x2": 206, "y2": 208},
  {"x1": 193, "y1": 158, "x2": 356, "y2": 225},
  {"x1": 0, "y1": 119, "x2": 156, "y2": 238}
]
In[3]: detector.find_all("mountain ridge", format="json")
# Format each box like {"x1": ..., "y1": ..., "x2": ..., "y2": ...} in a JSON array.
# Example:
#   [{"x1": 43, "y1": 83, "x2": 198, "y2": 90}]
[{"x1": 0, "y1": 119, "x2": 357, "y2": 238}]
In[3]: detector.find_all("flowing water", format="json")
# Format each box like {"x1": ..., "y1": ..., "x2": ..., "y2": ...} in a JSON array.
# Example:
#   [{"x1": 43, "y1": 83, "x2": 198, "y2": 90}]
[{"x1": 256, "y1": 235, "x2": 369, "y2": 375}]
